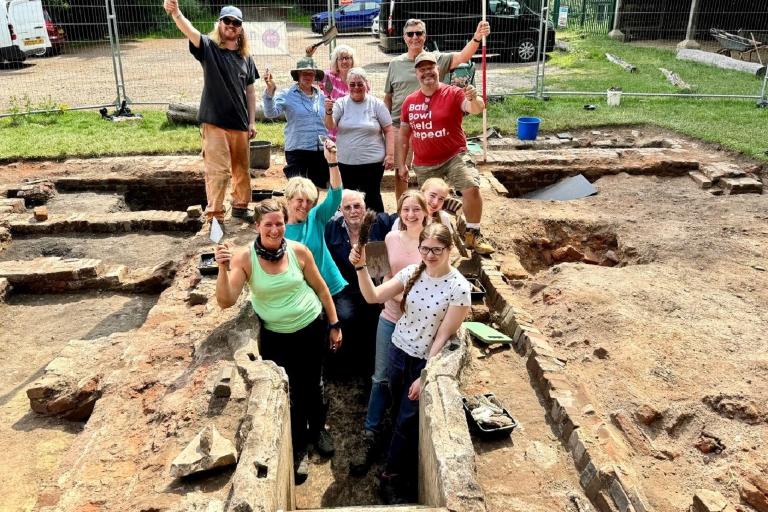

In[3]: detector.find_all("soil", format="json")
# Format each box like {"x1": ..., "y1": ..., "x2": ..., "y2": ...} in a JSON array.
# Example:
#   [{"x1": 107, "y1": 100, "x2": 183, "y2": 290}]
[{"x1": 0, "y1": 293, "x2": 159, "y2": 512}]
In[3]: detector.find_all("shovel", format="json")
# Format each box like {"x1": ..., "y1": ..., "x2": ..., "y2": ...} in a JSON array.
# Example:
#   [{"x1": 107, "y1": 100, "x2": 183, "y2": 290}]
[
  {"x1": 308, "y1": 25, "x2": 338, "y2": 53},
  {"x1": 210, "y1": 218, "x2": 229, "y2": 271},
  {"x1": 364, "y1": 241, "x2": 390, "y2": 280}
]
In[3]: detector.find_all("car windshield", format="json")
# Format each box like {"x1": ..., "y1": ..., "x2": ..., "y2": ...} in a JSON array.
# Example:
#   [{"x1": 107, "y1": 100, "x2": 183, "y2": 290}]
[{"x1": 489, "y1": 0, "x2": 520, "y2": 16}]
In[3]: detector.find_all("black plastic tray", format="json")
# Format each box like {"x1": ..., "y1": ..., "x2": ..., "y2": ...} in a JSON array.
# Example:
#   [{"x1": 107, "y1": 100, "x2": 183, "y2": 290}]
[
  {"x1": 462, "y1": 393, "x2": 517, "y2": 438},
  {"x1": 198, "y1": 252, "x2": 218, "y2": 276},
  {"x1": 252, "y1": 189, "x2": 284, "y2": 202},
  {"x1": 468, "y1": 278, "x2": 486, "y2": 302}
]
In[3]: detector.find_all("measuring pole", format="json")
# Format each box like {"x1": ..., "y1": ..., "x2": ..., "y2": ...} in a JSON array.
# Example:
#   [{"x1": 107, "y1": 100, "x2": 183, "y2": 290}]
[{"x1": 481, "y1": 0, "x2": 488, "y2": 163}]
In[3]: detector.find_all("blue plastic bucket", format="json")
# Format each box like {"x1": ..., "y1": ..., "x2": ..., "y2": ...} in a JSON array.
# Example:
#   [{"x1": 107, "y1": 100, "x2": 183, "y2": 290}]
[{"x1": 517, "y1": 116, "x2": 541, "y2": 141}]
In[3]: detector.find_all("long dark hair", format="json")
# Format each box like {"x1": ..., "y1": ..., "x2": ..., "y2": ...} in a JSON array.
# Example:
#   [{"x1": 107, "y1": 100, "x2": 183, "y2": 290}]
[{"x1": 400, "y1": 223, "x2": 453, "y2": 313}]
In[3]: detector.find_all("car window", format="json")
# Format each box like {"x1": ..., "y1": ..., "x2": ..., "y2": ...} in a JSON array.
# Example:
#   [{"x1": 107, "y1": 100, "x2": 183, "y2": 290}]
[
  {"x1": 489, "y1": 0, "x2": 520, "y2": 16},
  {"x1": 364, "y1": 2, "x2": 379, "y2": 9},
  {"x1": 344, "y1": 3, "x2": 362, "y2": 12}
]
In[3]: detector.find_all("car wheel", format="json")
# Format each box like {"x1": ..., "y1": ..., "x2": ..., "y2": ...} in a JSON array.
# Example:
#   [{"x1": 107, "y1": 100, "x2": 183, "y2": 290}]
[{"x1": 514, "y1": 38, "x2": 537, "y2": 62}]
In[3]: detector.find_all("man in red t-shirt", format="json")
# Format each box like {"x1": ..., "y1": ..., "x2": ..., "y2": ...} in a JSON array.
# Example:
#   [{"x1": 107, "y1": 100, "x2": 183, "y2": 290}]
[{"x1": 399, "y1": 52, "x2": 494, "y2": 255}]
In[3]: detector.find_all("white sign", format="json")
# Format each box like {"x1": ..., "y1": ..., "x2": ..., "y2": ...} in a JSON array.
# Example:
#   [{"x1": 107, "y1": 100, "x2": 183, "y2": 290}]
[
  {"x1": 558, "y1": 6, "x2": 569, "y2": 28},
  {"x1": 244, "y1": 22, "x2": 290, "y2": 56}
]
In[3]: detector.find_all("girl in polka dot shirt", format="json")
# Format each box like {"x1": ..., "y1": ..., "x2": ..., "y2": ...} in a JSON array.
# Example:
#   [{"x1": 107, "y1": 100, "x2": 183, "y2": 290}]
[{"x1": 350, "y1": 222, "x2": 471, "y2": 503}]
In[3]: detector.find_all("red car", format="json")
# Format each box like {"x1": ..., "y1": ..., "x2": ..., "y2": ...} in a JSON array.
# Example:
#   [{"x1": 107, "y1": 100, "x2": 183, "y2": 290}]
[{"x1": 43, "y1": 10, "x2": 65, "y2": 56}]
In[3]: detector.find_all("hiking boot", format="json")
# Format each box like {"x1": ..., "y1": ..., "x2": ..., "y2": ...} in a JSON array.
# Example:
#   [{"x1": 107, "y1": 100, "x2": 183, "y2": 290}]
[
  {"x1": 294, "y1": 449, "x2": 309, "y2": 485},
  {"x1": 313, "y1": 427, "x2": 335, "y2": 457},
  {"x1": 232, "y1": 207, "x2": 255, "y2": 223},
  {"x1": 349, "y1": 430, "x2": 377, "y2": 477},
  {"x1": 379, "y1": 473, "x2": 410, "y2": 505},
  {"x1": 465, "y1": 228, "x2": 495, "y2": 255}
]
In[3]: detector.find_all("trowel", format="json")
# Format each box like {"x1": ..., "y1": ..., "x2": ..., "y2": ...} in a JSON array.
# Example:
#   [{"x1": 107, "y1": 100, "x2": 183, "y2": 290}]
[
  {"x1": 209, "y1": 218, "x2": 229, "y2": 271},
  {"x1": 308, "y1": 25, "x2": 338, "y2": 53}
]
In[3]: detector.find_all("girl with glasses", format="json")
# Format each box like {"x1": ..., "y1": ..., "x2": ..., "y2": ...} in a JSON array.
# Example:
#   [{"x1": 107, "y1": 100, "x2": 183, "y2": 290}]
[
  {"x1": 349, "y1": 222, "x2": 471, "y2": 504},
  {"x1": 323, "y1": 67, "x2": 394, "y2": 213}
]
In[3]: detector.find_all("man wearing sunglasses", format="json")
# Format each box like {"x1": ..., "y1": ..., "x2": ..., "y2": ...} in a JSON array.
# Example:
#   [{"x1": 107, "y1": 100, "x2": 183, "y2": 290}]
[
  {"x1": 384, "y1": 18, "x2": 490, "y2": 202},
  {"x1": 164, "y1": 0, "x2": 259, "y2": 224}
]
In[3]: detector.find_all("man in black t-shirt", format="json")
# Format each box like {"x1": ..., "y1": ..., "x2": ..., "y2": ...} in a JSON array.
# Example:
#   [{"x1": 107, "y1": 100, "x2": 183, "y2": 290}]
[{"x1": 164, "y1": 1, "x2": 258, "y2": 223}]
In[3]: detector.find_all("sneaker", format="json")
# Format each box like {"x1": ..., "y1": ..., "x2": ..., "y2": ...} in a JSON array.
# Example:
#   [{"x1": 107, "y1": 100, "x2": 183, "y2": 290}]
[
  {"x1": 464, "y1": 228, "x2": 495, "y2": 255},
  {"x1": 349, "y1": 430, "x2": 377, "y2": 477},
  {"x1": 294, "y1": 449, "x2": 309, "y2": 485},
  {"x1": 313, "y1": 427, "x2": 335, "y2": 457},
  {"x1": 231, "y1": 207, "x2": 255, "y2": 223},
  {"x1": 379, "y1": 473, "x2": 410, "y2": 505}
]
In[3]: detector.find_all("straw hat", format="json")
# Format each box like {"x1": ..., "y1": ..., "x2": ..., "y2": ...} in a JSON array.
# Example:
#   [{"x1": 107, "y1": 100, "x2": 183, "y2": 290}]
[{"x1": 290, "y1": 56, "x2": 325, "y2": 81}]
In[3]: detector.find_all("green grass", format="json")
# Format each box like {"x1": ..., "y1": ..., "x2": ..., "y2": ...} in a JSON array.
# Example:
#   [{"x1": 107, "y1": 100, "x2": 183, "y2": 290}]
[{"x1": 1, "y1": 34, "x2": 767, "y2": 162}]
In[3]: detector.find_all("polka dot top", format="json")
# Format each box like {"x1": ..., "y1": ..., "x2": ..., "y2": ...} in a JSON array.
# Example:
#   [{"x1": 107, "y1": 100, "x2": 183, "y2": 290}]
[{"x1": 391, "y1": 264, "x2": 471, "y2": 359}]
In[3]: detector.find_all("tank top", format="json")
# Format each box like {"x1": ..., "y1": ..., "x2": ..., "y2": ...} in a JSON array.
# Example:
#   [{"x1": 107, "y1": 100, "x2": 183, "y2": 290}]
[{"x1": 247, "y1": 243, "x2": 322, "y2": 333}]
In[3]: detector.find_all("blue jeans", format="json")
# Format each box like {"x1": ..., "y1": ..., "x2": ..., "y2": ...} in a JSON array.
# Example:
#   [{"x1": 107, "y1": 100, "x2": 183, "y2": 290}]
[
  {"x1": 385, "y1": 343, "x2": 426, "y2": 477},
  {"x1": 363, "y1": 317, "x2": 396, "y2": 434}
]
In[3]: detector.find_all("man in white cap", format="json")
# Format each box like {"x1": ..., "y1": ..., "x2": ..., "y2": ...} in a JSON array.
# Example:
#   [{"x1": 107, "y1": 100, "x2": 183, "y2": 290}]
[
  {"x1": 398, "y1": 52, "x2": 494, "y2": 255},
  {"x1": 163, "y1": 0, "x2": 258, "y2": 224}
]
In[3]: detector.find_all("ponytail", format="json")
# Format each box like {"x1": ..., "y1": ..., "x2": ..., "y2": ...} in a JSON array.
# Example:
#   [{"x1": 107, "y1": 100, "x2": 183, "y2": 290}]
[{"x1": 400, "y1": 262, "x2": 426, "y2": 313}]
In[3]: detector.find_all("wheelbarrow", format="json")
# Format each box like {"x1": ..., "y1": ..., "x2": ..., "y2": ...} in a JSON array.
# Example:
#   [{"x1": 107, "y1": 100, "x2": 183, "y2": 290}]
[{"x1": 710, "y1": 28, "x2": 766, "y2": 62}]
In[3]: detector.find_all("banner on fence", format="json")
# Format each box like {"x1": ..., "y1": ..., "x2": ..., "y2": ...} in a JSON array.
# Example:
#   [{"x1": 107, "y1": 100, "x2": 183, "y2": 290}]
[
  {"x1": 244, "y1": 22, "x2": 290, "y2": 56},
  {"x1": 558, "y1": 6, "x2": 569, "y2": 28}
]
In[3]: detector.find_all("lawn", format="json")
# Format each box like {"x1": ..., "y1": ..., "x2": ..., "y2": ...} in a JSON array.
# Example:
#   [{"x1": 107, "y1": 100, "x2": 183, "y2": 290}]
[{"x1": 1, "y1": 34, "x2": 766, "y2": 162}]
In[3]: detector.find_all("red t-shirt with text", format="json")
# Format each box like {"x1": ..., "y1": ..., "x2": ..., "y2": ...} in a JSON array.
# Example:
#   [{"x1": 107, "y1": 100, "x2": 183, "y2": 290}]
[{"x1": 401, "y1": 83, "x2": 466, "y2": 166}]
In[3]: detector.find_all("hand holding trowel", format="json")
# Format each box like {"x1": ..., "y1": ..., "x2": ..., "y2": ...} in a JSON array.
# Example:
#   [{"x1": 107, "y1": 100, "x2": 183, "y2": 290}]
[
  {"x1": 305, "y1": 25, "x2": 338, "y2": 56},
  {"x1": 210, "y1": 218, "x2": 230, "y2": 271}
]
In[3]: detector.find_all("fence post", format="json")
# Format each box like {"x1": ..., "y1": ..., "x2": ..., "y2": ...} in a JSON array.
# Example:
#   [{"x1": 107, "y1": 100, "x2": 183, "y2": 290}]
[
  {"x1": 579, "y1": 0, "x2": 587, "y2": 28},
  {"x1": 105, "y1": 0, "x2": 130, "y2": 108},
  {"x1": 534, "y1": 2, "x2": 549, "y2": 99},
  {"x1": 608, "y1": 0, "x2": 625, "y2": 41},
  {"x1": 677, "y1": 0, "x2": 701, "y2": 49},
  {"x1": 327, "y1": 0, "x2": 336, "y2": 54},
  {"x1": 552, "y1": 0, "x2": 560, "y2": 26}
]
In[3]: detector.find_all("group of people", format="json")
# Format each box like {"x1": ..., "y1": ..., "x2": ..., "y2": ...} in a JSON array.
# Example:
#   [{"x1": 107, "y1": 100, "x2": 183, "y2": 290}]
[{"x1": 163, "y1": 0, "x2": 492, "y2": 503}]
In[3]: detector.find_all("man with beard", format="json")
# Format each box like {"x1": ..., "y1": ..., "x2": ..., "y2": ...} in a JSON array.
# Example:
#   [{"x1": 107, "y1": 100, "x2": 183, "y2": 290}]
[
  {"x1": 164, "y1": 1, "x2": 258, "y2": 224},
  {"x1": 398, "y1": 53, "x2": 494, "y2": 255},
  {"x1": 384, "y1": 18, "x2": 490, "y2": 202}
]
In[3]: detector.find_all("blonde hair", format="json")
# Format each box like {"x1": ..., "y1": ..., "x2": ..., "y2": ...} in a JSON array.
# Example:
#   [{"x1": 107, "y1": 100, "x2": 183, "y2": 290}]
[
  {"x1": 209, "y1": 21, "x2": 250, "y2": 57},
  {"x1": 254, "y1": 199, "x2": 288, "y2": 224},
  {"x1": 397, "y1": 190, "x2": 428, "y2": 231},
  {"x1": 330, "y1": 44, "x2": 356, "y2": 74},
  {"x1": 420, "y1": 177, "x2": 450, "y2": 196},
  {"x1": 284, "y1": 177, "x2": 319, "y2": 205},
  {"x1": 400, "y1": 223, "x2": 453, "y2": 313}
]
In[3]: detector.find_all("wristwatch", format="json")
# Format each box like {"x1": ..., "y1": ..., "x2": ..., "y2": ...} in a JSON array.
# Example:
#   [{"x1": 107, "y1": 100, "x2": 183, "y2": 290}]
[
  {"x1": 328, "y1": 321, "x2": 342, "y2": 331},
  {"x1": 328, "y1": 162, "x2": 339, "y2": 168}
]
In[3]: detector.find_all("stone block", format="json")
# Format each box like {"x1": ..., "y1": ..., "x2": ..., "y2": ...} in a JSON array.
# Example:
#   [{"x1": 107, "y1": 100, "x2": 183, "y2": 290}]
[
  {"x1": 213, "y1": 366, "x2": 234, "y2": 398},
  {"x1": 720, "y1": 177, "x2": 763, "y2": 195},
  {"x1": 0, "y1": 277, "x2": 9, "y2": 302},
  {"x1": 634, "y1": 404, "x2": 662, "y2": 425},
  {"x1": 568, "y1": 428, "x2": 591, "y2": 470},
  {"x1": 186, "y1": 205, "x2": 204, "y2": 218},
  {"x1": 170, "y1": 425, "x2": 237, "y2": 478},
  {"x1": 609, "y1": 479, "x2": 636, "y2": 512},
  {"x1": 610, "y1": 409, "x2": 654, "y2": 456},
  {"x1": 580, "y1": 461, "x2": 601, "y2": 498},
  {"x1": 34, "y1": 206, "x2": 49, "y2": 221},
  {"x1": 0, "y1": 198, "x2": 25, "y2": 213},
  {"x1": 692, "y1": 489, "x2": 736, "y2": 512},
  {"x1": 740, "y1": 475, "x2": 768, "y2": 512},
  {"x1": 688, "y1": 171, "x2": 713, "y2": 189},
  {"x1": 552, "y1": 245, "x2": 585, "y2": 262},
  {"x1": 596, "y1": 490, "x2": 622, "y2": 512},
  {"x1": 700, "y1": 162, "x2": 745, "y2": 181}
]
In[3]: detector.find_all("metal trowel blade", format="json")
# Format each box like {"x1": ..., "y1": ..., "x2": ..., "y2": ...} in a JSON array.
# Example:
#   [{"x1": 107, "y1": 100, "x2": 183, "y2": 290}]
[{"x1": 210, "y1": 218, "x2": 224, "y2": 244}]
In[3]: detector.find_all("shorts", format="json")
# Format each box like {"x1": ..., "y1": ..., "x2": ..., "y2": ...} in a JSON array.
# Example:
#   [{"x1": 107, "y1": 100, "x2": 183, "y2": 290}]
[{"x1": 412, "y1": 152, "x2": 479, "y2": 191}]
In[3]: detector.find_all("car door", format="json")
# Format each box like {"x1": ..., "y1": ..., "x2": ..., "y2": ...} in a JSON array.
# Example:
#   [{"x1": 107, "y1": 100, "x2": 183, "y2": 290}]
[
  {"x1": 336, "y1": 2, "x2": 362, "y2": 32},
  {"x1": 8, "y1": 0, "x2": 49, "y2": 54}
]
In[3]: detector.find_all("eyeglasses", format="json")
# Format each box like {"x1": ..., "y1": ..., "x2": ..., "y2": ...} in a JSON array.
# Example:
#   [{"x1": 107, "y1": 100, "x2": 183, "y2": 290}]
[
  {"x1": 405, "y1": 31, "x2": 425, "y2": 38},
  {"x1": 419, "y1": 245, "x2": 446, "y2": 256},
  {"x1": 348, "y1": 82, "x2": 365, "y2": 88},
  {"x1": 342, "y1": 203, "x2": 363, "y2": 211},
  {"x1": 338, "y1": 55, "x2": 353, "y2": 61},
  {"x1": 220, "y1": 17, "x2": 242, "y2": 27}
]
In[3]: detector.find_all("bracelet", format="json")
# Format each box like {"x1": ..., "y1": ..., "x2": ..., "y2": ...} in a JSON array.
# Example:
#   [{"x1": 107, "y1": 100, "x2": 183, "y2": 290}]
[
  {"x1": 355, "y1": 265, "x2": 367, "y2": 271},
  {"x1": 473, "y1": 37, "x2": 482, "y2": 44},
  {"x1": 328, "y1": 162, "x2": 339, "y2": 168},
  {"x1": 328, "y1": 321, "x2": 341, "y2": 331}
]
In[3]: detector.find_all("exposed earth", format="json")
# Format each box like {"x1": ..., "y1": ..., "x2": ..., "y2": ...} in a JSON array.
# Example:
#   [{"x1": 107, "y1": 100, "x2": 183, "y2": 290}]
[{"x1": 0, "y1": 125, "x2": 766, "y2": 511}]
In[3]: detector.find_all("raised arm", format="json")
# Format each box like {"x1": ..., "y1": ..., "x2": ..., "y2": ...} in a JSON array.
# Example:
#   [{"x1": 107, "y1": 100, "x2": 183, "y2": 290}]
[
  {"x1": 163, "y1": 0, "x2": 201, "y2": 48},
  {"x1": 325, "y1": 139, "x2": 342, "y2": 189},
  {"x1": 450, "y1": 20, "x2": 490, "y2": 69},
  {"x1": 214, "y1": 244, "x2": 250, "y2": 308},
  {"x1": 324, "y1": 97, "x2": 336, "y2": 131}
]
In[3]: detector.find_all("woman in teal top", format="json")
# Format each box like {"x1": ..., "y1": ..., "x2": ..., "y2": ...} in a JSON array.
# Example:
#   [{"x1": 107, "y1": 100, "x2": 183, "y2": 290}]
[
  {"x1": 214, "y1": 199, "x2": 342, "y2": 486},
  {"x1": 284, "y1": 140, "x2": 347, "y2": 297}
]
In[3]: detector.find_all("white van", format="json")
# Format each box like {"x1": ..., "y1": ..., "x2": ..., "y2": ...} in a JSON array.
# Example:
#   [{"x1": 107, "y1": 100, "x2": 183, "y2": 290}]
[{"x1": 0, "y1": 0, "x2": 49, "y2": 63}]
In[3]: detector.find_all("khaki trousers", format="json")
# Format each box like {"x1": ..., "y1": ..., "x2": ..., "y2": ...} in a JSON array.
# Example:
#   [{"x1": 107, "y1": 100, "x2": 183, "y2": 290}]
[{"x1": 201, "y1": 123, "x2": 251, "y2": 220}]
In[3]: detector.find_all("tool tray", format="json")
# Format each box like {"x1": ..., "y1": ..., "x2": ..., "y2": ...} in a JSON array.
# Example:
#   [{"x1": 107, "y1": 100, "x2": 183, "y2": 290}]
[
  {"x1": 462, "y1": 393, "x2": 517, "y2": 438},
  {"x1": 198, "y1": 252, "x2": 218, "y2": 276}
]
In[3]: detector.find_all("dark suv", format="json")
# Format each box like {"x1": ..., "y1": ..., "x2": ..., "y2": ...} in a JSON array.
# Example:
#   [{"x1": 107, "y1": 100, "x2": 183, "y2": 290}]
[{"x1": 378, "y1": 0, "x2": 555, "y2": 62}]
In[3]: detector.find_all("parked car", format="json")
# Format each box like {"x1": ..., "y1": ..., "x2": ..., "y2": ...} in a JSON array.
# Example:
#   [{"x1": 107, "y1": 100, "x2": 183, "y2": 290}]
[
  {"x1": 311, "y1": 0, "x2": 380, "y2": 34},
  {"x1": 43, "y1": 9, "x2": 65, "y2": 56},
  {"x1": 378, "y1": 0, "x2": 555, "y2": 62},
  {"x1": 371, "y1": 13, "x2": 379, "y2": 38}
]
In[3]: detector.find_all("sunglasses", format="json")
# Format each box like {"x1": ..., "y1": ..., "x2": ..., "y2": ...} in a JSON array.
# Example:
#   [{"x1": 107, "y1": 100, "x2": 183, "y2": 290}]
[
  {"x1": 419, "y1": 246, "x2": 446, "y2": 256},
  {"x1": 405, "y1": 31, "x2": 424, "y2": 38},
  {"x1": 220, "y1": 17, "x2": 242, "y2": 27},
  {"x1": 348, "y1": 82, "x2": 366, "y2": 88}
]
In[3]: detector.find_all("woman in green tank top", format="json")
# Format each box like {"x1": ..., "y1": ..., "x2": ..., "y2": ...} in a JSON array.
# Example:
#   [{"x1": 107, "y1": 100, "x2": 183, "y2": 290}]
[{"x1": 214, "y1": 199, "x2": 342, "y2": 485}]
